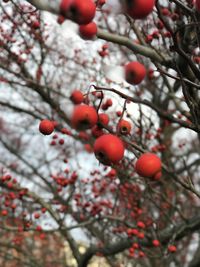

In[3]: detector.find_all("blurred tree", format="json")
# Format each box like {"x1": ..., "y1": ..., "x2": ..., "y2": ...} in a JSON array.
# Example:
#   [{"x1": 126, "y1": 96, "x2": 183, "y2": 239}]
[{"x1": 0, "y1": 1, "x2": 200, "y2": 267}]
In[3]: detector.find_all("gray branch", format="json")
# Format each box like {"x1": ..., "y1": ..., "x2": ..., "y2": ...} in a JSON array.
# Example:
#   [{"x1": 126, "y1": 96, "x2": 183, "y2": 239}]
[{"x1": 25, "y1": 0, "x2": 60, "y2": 14}]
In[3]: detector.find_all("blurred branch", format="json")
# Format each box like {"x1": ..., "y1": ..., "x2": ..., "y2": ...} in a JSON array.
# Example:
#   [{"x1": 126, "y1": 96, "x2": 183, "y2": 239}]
[
  {"x1": 92, "y1": 85, "x2": 197, "y2": 132},
  {"x1": 79, "y1": 214, "x2": 200, "y2": 267},
  {"x1": 97, "y1": 29, "x2": 172, "y2": 66},
  {"x1": 25, "y1": 0, "x2": 60, "y2": 14}
]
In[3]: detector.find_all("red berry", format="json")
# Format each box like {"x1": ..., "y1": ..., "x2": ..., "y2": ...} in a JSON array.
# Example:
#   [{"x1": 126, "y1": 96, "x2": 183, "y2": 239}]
[
  {"x1": 79, "y1": 22, "x2": 97, "y2": 39},
  {"x1": 152, "y1": 239, "x2": 160, "y2": 247},
  {"x1": 34, "y1": 213, "x2": 40, "y2": 219},
  {"x1": 94, "y1": 134, "x2": 125, "y2": 165},
  {"x1": 32, "y1": 20, "x2": 40, "y2": 29},
  {"x1": 137, "y1": 221, "x2": 145, "y2": 229},
  {"x1": 138, "y1": 232, "x2": 145, "y2": 239},
  {"x1": 125, "y1": 61, "x2": 146, "y2": 85},
  {"x1": 154, "y1": 171, "x2": 162, "y2": 180},
  {"x1": 59, "y1": 138, "x2": 65, "y2": 145},
  {"x1": 70, "y1": 90, "x2": 84, "y2": 104},
  {"x1": 139, "y1": 251, "x2": 145, "y2": 257},
  {"x1": 124, "y1": 0, "x2": 155, "y2": 19},
  {"x1": 97, "y1": 0, "x2": 106, "y2": 7},
  {"x1": 91, "y1": 125, "x2": 104, "y2": 138},
  {"x1": 71, "y1": 104, "x2": 98, "y2": 130},
  {"x1": 135, "y1": 153, "x2": 161, "y2": 178},
  {"x1": 132, "y1": 242, "x2": 139, "y2": 249},
  {"x1": 60, "y1": 0, "x2": 96, "y2": 25},
  {"x1": 168, "y1": 245, "x2": 177, "y2": 253},
  {"x1": 39, "y1": 120, "x2": 54, "y2": 135},
  {"x1": 36, "y1": 225, "x2": 42, "y2": 231},
  {"x1": 106, "y1": 98, "x2": 112, "y2": 107},
  {"x1": 98, "y1": 113, "x2": 109, "y2": 126},
  {"x1": 1, "y1": 210, "x2": 8, "y2": 216},
  {"x1": 60, "y1": 0, "x2": 73, "y2": 16},
  {"x1": 57, "y1": 15, "x2": 66, "y2": 24},
  {"x1": 117, "y1": 119, "x2": 132, "y2": 135}
]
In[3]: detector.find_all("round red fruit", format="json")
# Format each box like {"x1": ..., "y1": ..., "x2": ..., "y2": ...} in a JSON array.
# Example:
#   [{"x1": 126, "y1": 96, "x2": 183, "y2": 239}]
[
  {"x1": 71, "y1": 104, "x2": 98, "y2": 130},
  {"x1": 32, "y1": 21, "x2": 40, "y2": 29},
  {"x1": 135, "y1": 153, "x2": 161, "y2": 178},
  {"x1": 70, "y1": 90, "x2": 84, "y2": 104},
  {"x1": 98, "y1": 113, "x2": 109, "y2": 126},
  {"x1": 124, "y1": 0, "x2": 155, "y2": 19},
  {"x1": 168, "y1": 245, "x2": 177, "y2": 253},
  {"x1": 117, "y1": 119, "x2": 132, "y2": 135},
  {"x1": 60, "y1": 0, "x2": 73, "y2": 16},
  {"x1": 60, "y1": 0, "x2": 96, "y2": 25},
  {"x1": 39, "y1": 120, "x2": 55, "y2": 135},
  {"x1": 125, "y1": 61, "x2": 146, "y2": 85},
  {"x1": 79, "y1": 22, "x2": 97, "y2": 39},
  {"x1": 94, "y1": 134, "x2": 125, "y2": 165}
]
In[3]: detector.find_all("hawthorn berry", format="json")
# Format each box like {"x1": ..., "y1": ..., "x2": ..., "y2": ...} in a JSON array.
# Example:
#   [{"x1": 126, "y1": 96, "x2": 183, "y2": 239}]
[
  {"x1": 152, "y1": 239, "x2": 160, "y2": 247},
  {"x1": 168, "y1": 245, "x2": 177, "y2": 253},
  {"x1": 135, "y1": 153, "x2": 162, "y2": 178},
  {"x1": 98, "y1": 113, "x2": 109, "y2": 126},
  {"x1": 34, "y1": 213, "x2": 40, "y2": 219},
  {"x1": 117, "y1": 119, "x2": 132, "y2": 135},
  {"x1": 70, "y1": 90, "x2": 84, "y2": 104},
  {"x1": 94, "y1": 134, "x2": 125, "y2": 165},
  {"x1": 139, "y1": 251, "x2": 145, "y2": 257},
  {"x1": 125, "y1": 61, "x2": 146, "y2": 85},
  {"x1": 79, "y1": 22, "x2": 97, "y2": 40},
  {"x1": 124, "y1": 0, "x2": 155, "y2": 19},
  {"x1": 1, "y1": 210, "x2": 8, "y2": 216},
  {"x1": 137, "y1": 221, "x2": 145, "y2": 229},
  {"x1": 57, "y1": 15, "x2": 65, "y2": 24},
  {"x1": 97, "y1": 0, "x2": 106, "y2": 7},
  {"x1": 31, "y1": 20, "x2": 40, "y2": 29},
  {"x1": 91, "y1": 125, "x2": 104, "y2": 138},
  {"x1": 154, "y1": 171, "x2": 162, "y2": 181},
  {"x1": 71, "y1": 104, "x2": 98, "y2": 130},
  {"x1": 60, "y1": 0, "x2": 96, "y2": 25},
  {"x1": 39, "y1": 120, "x2": 54, "y2": 135}
]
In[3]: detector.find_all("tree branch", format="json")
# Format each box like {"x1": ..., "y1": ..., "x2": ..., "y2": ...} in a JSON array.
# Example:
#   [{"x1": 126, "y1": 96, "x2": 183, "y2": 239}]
[{"x1": 97, "y1": 29, "x2": 172, "y2": 66}]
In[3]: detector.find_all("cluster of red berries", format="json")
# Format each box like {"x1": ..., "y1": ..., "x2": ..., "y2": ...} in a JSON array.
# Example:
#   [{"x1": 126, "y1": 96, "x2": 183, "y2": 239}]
[
  {"x1": 39, "y1": 88, "x2": 162, "y2": 176},
  {"x1": 123, "y1": 0, "x2": 155, "y2": 20},
  {"x1": 59, "y1": 0, "x2": 98, "y2": 40},
  {"x1": 60, "y1": 0, "x2": 96, "y2": 25}
]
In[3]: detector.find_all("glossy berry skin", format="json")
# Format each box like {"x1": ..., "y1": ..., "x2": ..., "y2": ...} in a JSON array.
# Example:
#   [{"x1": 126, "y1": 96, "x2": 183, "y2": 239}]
[
  {"x1": 57, "y1": 15, "x2": 66, "y2": 24},
  {"x1": 60, "y1": 0, "x2": 96, "y2": 25},
  {"x1": 60, "y1": 0, "x2": 73, "y2": 15},
  {"x1": 135, "y1": 153, "x2": 161, "y2": 178},
  {"x1": 98, "y1": 113, "x2": 109, "y2": 126},
  {"x1": 91, "y1": 125, "x2": 104, "y2": 138},
  {"x1": 125, "y1": 61, "x2": 146, "y2": 85},
  {"x1": 70, "y1": 90, "x2": 84, "y2": 104},
  {"x1": 79, "y1": 22, "x2": 97, "y2": 39},
  {"x1": 125, "y1": 0, "x2": 155, "y2": 19},
  {"x1": 71, "y1": 104, "x2": 98, "y2": 130},
  {"x1": 168, "y1": 245, "x2": 177, "y2": 253},
  {"x1": 117, "y1": 119, "x2": 132, "y2": 135},
  {"x1": 94, "y1": 134, "x2": 125, "y2": 165},
  {"x1": 32, "y1": 21, "x2": 40, "y2": 29},
  {"x1": 152, "y1": 239, "x2": 160, "y2": 247},
  {"x1": 39, "y1": 120, "x2": 54, "y2": 135}
]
